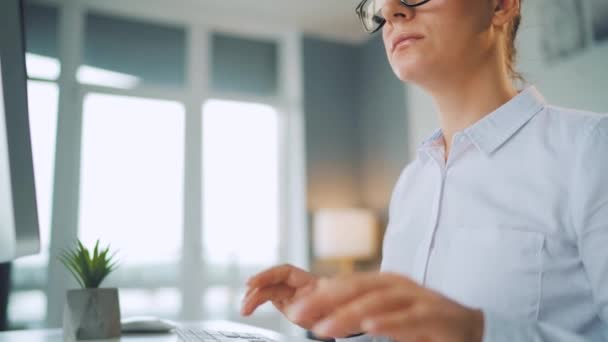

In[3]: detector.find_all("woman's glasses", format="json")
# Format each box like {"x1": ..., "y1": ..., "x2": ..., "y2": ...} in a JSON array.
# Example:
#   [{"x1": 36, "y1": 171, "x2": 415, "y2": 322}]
[{"x1": 356, "y1": 0, "x2": 432, "y2": 33}]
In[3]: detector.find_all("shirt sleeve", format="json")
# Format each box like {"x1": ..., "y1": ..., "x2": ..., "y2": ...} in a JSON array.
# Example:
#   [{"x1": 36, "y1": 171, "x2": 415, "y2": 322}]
[{"x1": 482, "y1": 116, "x2": 608, "y2": 342}]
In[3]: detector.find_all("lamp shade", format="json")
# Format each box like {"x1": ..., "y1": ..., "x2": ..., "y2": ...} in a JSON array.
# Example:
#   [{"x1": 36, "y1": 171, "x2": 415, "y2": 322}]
[{"x1": 313, "y1": 208, "x2": 378, "y2": 260}]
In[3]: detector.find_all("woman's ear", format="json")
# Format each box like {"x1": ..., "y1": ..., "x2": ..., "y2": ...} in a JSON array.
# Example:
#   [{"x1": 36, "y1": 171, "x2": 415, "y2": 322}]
[
  {"x1": 492, "y1": 0, "x2": 520, "y2": 26},
  {"x1": 494, "y1": 0, "x2": 503, "y2": 12}
]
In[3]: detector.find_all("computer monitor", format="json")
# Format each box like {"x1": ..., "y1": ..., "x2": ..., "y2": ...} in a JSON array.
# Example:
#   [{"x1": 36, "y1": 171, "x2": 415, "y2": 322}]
[{"x1": 0, "y1": 0, "x2": 41, "y2": 262}]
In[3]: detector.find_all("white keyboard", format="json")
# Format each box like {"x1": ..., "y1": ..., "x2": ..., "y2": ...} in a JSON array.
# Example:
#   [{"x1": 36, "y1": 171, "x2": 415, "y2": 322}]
[{"x1": 175, "y1": 328, "x2": 278, "y2": 342}]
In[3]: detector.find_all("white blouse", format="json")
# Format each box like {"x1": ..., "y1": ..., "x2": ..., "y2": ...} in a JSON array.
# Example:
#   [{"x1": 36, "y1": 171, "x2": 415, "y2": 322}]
[{"x1": 338, "y1": 86, "x2": 608, "y2": 342}]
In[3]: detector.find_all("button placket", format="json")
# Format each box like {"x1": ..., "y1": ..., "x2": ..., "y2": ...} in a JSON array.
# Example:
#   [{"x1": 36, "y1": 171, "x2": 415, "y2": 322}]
[
  {"x1": 419, "y1": 135, "x2": 470, "y2": 284},
  {"x1": 412, "y1": 148, "x2": 447, "y2": 285},
  {"x1": 446, "y1": 133, "x2": 471, "y2": 168}
]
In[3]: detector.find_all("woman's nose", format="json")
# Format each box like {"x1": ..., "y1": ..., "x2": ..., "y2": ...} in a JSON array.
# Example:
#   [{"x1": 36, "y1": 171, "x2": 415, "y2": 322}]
[{"x1": 381, "y1": 0, "x2": 414, "y2": 25}]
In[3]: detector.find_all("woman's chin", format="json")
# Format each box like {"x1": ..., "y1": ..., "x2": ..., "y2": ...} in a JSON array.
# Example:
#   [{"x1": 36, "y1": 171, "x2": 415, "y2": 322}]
[
  {"x1": 392, "y1": 65, "x2": 424, "y2": 83},
  {"x1": 389, "y1": 56, "x2": 428, "y2": 83}
]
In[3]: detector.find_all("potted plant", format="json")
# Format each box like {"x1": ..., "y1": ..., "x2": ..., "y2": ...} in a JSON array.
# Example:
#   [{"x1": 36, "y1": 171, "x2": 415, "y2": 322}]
[{"x1": 60, "y1": 240, "x2": 121, "y2": 341}]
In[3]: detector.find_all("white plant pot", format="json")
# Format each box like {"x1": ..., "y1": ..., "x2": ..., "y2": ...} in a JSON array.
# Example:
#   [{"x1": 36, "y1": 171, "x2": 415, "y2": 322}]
[{"x1": 63, "y1": 288, "x2": 121, "y2": 341}]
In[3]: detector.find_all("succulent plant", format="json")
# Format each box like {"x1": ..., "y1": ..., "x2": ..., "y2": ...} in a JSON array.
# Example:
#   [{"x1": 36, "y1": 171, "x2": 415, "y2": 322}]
[{"x1": 59, "y1": 240, "x2": 119, "y2": 289}]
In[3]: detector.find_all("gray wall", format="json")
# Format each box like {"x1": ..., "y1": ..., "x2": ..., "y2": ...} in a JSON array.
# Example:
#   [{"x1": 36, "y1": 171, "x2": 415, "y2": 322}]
[
  {"x1": 302, "y1": 35, "x2": 408, "y2": 215},
  {"x1": 23, "y1": 3, "x2": 59, "y2": 58},
  {"x1": 211, "y1": 33, "x2": 278, "y2": 96},
  {"x1": 303, "y1": 38, "x2": 361, "y2": 210},
  {"x1": 356, "y1": 35, "x2": 408, "y2": 212},
  {"x1": 84, "y1": 12, "x2": 186, "y2": 87},
  {"x1": 517, "y1": 1, "x2": 608, "y2": 112}
]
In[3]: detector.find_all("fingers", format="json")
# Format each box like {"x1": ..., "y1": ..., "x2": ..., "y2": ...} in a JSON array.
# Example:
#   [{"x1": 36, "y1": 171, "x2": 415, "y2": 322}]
[
  {"x1": 246, "y1": 264, "x2": 312, "y2": 289},
  {"x1": 361, "y1": 307, "x2": 426, "y2": 339},
  {"x1": 241, "y1": 284, "x2": 295, "y2": 316},
  {"x1": 243, "y1": 264, "x2": 314, "y2": 315},
  {"x1": 364, "y1": 301, "x2": 485, "y2": 342},
  {"x1": 288, "y1": 273, "x2": 412, "y2": 324},
  {"x1": 310, "y1": 287, "x2": 415, "y2": 338},
  {"x1": 246, "y1": 264, "x2": 292, "y2": 288}
]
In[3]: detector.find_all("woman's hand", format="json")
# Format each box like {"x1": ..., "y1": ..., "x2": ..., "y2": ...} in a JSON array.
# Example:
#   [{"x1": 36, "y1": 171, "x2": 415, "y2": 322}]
[
  {"x1": 288, "y1": 272, "x2": 485, "y2": 342},
  {"x1": 240, "y1": 264, "x2": 321, "y2": 330}
]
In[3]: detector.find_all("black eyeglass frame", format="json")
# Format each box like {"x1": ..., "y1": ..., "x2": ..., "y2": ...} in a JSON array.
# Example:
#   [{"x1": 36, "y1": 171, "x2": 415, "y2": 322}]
[{"x1": 356, "y1": 0, "x2": 432, "y2": 34}]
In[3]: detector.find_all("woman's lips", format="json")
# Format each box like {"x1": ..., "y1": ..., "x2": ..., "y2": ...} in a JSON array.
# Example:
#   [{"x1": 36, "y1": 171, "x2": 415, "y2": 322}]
[{"x1": 392, "y1": 34, "x2": 424, "y2": 53}]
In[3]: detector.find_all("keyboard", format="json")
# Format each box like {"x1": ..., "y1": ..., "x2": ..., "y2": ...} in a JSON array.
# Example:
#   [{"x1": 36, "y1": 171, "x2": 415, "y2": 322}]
[{"x1": 175, "y1": 328, "x2": 277, "y2": 342}]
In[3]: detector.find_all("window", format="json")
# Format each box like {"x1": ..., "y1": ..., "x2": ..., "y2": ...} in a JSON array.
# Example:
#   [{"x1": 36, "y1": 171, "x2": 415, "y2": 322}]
[
  {"x1": 7, "y1": 290, "x2": 46, "y2": 328},
  {"x1": 8, "y1": 5, "x2": 304, "y2": 333},
  {"x1": 76, "y1": 93, "x2": 185, "y2": 319},
  {"x1": 79, "y1": 94, "x2": 185, "y2": 265},
  {"x1": 201, "y1": 99, "x2": 282, "y2": 327},
  {"x1": 202, "y1": 99, "x2": 280, "y2": 267},
  {"x1": 23, "y1": 81, "x2": 59, "y2": 256},
  {"x1": 119, "y1": 288, "x2": 181, "y2": 318},
  {"x1": 26, "y1": 53, "x2": 60, "y2": 80}
]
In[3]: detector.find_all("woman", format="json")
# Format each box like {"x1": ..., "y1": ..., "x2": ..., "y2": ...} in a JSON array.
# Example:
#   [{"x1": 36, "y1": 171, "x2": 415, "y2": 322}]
[{"x1": 241, "y1": 0, "x2": 608, "y2": 341}]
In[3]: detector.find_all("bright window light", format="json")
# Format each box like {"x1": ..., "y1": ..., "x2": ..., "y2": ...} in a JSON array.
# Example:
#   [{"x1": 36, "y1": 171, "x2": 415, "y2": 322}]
[
  {"x1": 119, "y1": 288, "x2": 180, "y2": 318},
  {"x1": 79, "y1": 93, "x2": 185, "y2": 264},
  {"x1": 25, "y1": 53, "x2": 61, "y2": 80},
  {"x1": 26, "y1": 82, "x2": 58, "y2": 252},
  {"x1": 7, "y1": 290, "x2": 46, "y2": 327},
  {"x1": 77, "y1": 65, "x2": 141, "y2": 89},
  {"x1": 202, "y1": 99, "x2": 280, "y2": 267},
  {"x1": 13, "y1": 81, "x2": 59, "y2": 267}
]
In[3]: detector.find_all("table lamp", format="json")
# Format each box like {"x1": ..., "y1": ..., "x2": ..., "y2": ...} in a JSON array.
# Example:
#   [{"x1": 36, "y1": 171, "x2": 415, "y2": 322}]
[{"x1": 313, "y1": 208, "x2": 378, "y2": 274}]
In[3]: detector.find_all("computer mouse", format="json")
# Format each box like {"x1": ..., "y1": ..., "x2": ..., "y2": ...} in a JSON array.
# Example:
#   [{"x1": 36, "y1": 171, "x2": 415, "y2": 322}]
[{"x1": 121, "y1": 316, "x2": 177, "y2": 333}]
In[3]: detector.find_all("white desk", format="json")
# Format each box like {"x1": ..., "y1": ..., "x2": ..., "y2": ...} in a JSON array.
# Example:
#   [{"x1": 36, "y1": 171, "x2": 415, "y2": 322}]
[{"x1": 0, "y1": 320, "x2": 313, "y2": 342}]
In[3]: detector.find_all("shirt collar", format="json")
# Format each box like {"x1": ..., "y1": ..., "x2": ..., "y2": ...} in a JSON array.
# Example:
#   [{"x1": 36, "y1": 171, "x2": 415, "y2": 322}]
[{"x1": 417, "y1": 86, "x2": 546, "y2": 160}]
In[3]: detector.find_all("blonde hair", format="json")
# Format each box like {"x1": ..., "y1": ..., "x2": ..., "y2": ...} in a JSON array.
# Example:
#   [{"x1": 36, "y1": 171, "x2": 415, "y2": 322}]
[{"x1": 506, "y1": 0, "x2": 523, "y2": 82}]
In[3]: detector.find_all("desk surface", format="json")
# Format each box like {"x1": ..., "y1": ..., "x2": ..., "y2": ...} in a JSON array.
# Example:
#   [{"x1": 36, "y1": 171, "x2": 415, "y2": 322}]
[{"x1": 0, "y1": 320, "x2": 311, "y2": 342}]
